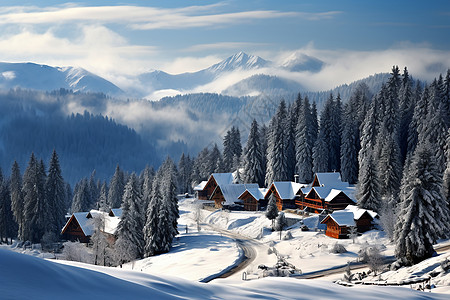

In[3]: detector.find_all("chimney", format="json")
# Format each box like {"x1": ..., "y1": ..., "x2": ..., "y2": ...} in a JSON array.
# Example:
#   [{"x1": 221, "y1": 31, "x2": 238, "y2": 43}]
[{"x1": 294, "y1": 174, "x2": 299, "y2": 183}]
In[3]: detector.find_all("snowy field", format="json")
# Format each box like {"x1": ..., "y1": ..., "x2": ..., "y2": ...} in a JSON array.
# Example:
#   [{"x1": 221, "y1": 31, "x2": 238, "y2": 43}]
[
  {"x1": 1, "y1": 248, "x2": 448, "y2": 300},
  {"x1": 0, "y1": 197, "x2": 449, "y2": 299}
]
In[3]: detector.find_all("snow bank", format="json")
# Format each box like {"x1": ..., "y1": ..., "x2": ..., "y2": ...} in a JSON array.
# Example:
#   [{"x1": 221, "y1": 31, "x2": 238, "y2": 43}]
[{"x1": 1, "y1": 249, "x2": 448, "y2": 300}]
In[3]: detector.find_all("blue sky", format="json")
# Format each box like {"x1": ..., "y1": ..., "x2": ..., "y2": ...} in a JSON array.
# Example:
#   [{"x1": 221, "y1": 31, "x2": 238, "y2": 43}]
[{"x1": 0, "y1": 0, "x2": 449, "y2": 89}]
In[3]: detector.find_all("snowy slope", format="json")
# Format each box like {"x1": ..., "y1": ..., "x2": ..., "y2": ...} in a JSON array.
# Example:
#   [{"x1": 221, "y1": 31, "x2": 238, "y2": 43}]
[
  {"x1": 1, "y1": 249, "x2": 447, "y2": 300},
  {"x1": 0, "y1": 62, "x2": 123, "y2": 95}
]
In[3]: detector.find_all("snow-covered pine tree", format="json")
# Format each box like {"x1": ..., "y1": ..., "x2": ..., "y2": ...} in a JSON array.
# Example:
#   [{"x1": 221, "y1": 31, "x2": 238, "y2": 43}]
[
  {"x1": 223, "y1": 128, "x2": 234, "y2": 172},
  {"x1": 312, "y1": 132, "x2": 328, "y2": 173},
  {"x1": 64, "y1": 183, "x2": 73, "y2": 214},
  {"x1": 259, "y1": 124, "x2": 268, "y2": 182},
  {"x1": 422, "y1": 79, "x2": 448, "y2": 175},
  {"x1": 310, "y1": 100, "x2": 319, "y2": 149},
  {"x1": 295, "y1": 97, "x2": 314, "y2": 183},
  {"x1": 141, "y1": 165, "x2": 154, "y2": 212},
  {"x1": 45, "y1": 149, "x2": 66, "y2": 236},
  {"x1": 10, "y1": 161, "x2": 24, "y2": 240},
  {"x1": 340, "y1": 101, "x2": 359, "y2": 184},
  {"x1": 242, "y1": 119, "x2": 265, "y2": 187},
  {"x1": 71, "y1": 178, "x2": 91, "y2": 213},
  {"x1": 97, "y1": 182, "x2": 109, "y2": 212},
  {"x1": 178, "y1": 154, "x2": 192, "y2": 194},
  {"x1": 398, "y1": 67, "x2": 414, "y2": 163},
  {"x1": 144, "y1": 171, "x2": 162, "y2": 257},
  {"x1": 407, "y1": 85, "x2": 429, "y2": 157},
  {"x1": 22, "y1": 153, "x2": 48, "y2": 243},
  {"x1": 232, "y1": 126, "x2": 242, "y2": 163},
  {"x1": 265, "y1": 100, "x2": 289, "y2": 185},
  {"x1": 376, "y1": 127, "x2": 402, "y2": 206},
  {"x1": 394, "y1": 142, "x2": 450, "y2": 264},
  {"x1": 115, "y1": 173, "x2": 144, "y2": 262},
  {"x1": 443, "y1": 129, "x2": 450, "y2": 210},
  {"x1": 266, "y1": 193, "x2": 279, "y2": 230},
  {"x1": 356, "y1": 154, "x2": 381, "y2": 212},
  {"x1": 330, "y1": 93, "x2": 342, "y2": 172},
  {"x1": 208, "y1": 143, "x2": 222, "y2": 174},
  {"x1": 160, "y1": 157, "x2": 179, "y2": 243},
  {"x1": 89, "y1": 170, "x2": 100, "y2": 208},
  {"x1": 108, "y1": 165, "x2": 125, "y2": 209},
  {"x1": 286, "y1": 103, "x2": 297, "y2": 181},
  {"x1": 0, "y1": 168, "x2": 16, "y2": 243}
]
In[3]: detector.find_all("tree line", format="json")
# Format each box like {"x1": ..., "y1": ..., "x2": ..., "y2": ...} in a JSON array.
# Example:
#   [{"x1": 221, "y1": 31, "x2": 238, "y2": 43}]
[{"x1": 176, "y1": 67, "x2": 449, "y2": 266}]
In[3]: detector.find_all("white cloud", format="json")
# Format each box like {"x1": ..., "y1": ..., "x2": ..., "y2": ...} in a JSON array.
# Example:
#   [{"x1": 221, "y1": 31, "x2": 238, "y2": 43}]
[
  {"x1": 0, "y1": 4, "x2": 339, "y2": 29},
  {"x1": 184, "y1": 42, "x2": 269, "y2": 53}
]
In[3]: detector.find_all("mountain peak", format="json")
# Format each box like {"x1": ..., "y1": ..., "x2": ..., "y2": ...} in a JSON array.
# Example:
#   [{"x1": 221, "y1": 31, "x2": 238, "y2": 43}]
[{"x1": 208, "y1": 52, "x2": 269, "y2": 73}]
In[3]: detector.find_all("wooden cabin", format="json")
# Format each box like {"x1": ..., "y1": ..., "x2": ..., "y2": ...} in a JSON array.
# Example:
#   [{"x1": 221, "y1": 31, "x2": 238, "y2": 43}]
[
  {"x1": 238, "y1": 188, "x2": 268, "y2": 211},
  {"x1": 320, "y1": 211, "x2": 355, "y2": 239},
  {"x1": 210, "y1": 183, "x2": 259, "y2": 209},
  {"x1": 296, "y1": 172, "x2": 356, "y2": 213},
  {"x1": 61, "y1": 212, "x2": 91, "y2": 243},
  {"x1": 320, "y1": 206, "x2": 378, "y2": 239},
  {"x1": 265, "y1": 182, "x2": 305, "y2": 211},
  {"x1": 195, "y1": 173, "x2": 237, "y2": 201},
  {"x1": 61, "y1": 210, "x2": 120, "y2": 243}
]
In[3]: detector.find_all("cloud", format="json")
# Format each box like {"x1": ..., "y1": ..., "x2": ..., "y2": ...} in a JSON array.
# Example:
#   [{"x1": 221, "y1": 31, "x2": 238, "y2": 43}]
[
  {"x1": 0, "y1": 4, "x2": 340, "y2": 29},
  {"x1": 184, "y1": 42, "x2": 269, "y2": 53}
]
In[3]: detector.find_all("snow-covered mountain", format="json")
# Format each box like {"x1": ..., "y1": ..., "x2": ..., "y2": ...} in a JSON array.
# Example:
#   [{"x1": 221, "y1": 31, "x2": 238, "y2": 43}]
[
  {"x1": 207, "y1": 51, "x2": 270, "y2": 73},
  {"x1": 0, "y1": 62, "x2": 123, "y2": 95},
  {"x1": 281, "y1": 52, "x2": 324, "y2": 73}
]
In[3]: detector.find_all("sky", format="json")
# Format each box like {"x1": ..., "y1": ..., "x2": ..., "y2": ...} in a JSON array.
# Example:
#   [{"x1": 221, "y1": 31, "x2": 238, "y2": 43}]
[{"x1": 0, "y1": 0, "x2": 449, "y2": 89}]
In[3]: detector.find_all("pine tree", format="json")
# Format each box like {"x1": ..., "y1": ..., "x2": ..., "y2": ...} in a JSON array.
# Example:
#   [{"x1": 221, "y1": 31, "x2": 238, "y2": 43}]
[
  {"x1": 160, "y1": 158, "x2": 179, "y2": 242},
  {"x1": 45, "y1": 150, "x2": 66, "y2": 236},
  {"x1": 286, "y1": 103, "x2": 297, "y2": 180},
  {"x1": 177, "y1": 154, "x2": 192, "y2": 194},
  {"x1": 208, "y1": 144, "x2": 222, "y2": 174},
  {"x1": 265, "y1": 100, "x2": 289, "y2": 185},
  {"x1": 10, "y1": 161, "x2": 23, "y2": 240},
  {"x1": 115, "y1": 173, "x2": 144, "y2": 262},
  {"x1": 356, "y1": 154, "x2": 381, "y2": 212},
  {"x1": 312, "y1": 133, "x2": 328, "y2": 173},
  {"x1": 340, "y1": 101, "x2": 359, "y2": 184},
  {"x1": 266, "y1": 193, "x2": 279, "y2": 230},
  {"x1": 108, "y1": 165, "x2": 125, "y2": 208},
  {"x1": 443, "y1": 129, "x2": 450, "y2": 210},
  {"x1": 22, "y1": 153, "x2": 48, "y2": 243},
  {"x1": 408, "y1": 85, "x2": 429, "y2": 157},
  {"x1": 242, "y1": 119, "x2": 265, "y2": 187},
  {"x1": 259, "y1": 124, "x2": 268, "y2": 182},
  {"x1": 97, "y1": 182, "x2": 109, "y2": 212},
  {"x1": 399, "y1": 67, "x2": 414, "y2": 163},
  {"x1": 394, "y1": 142, "x2": 450, "y2": 264},
  {"x1": 141, "y1": 165, "x2": 154, "y2": 212},
  {"x1": 223, "y1": 128, "x2": 234, "y2": 172},
  {"x1": 144, "y1": 172, "x2": 162, "y2": 256},
  {"x1": 295, "y1": 97, "x2": 314, "y2": 183},
  {"x1": 0, "y1": 169, "x2": 16, "y2": 243},
  {"x1": 71, "y1": 178, "x2": 91, "y2": 213}
]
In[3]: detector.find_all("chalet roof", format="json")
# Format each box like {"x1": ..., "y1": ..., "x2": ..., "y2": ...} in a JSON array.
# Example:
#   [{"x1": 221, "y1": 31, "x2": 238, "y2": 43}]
[
  {"x1": 211, "y1": 173, "x2": 237, "y2": 186},
  {"x1": 314, "y1": 172, "x2": 348, "y2": 187},
  {"x1": 239, "y1": 187, "x2": 267, "y2": 201},
  {"x1": 193, "y1": 181, "x2": 208, "y2": 191},
  {"x1": 321, "y1": 211, "x2": 355, "y2": 226},
  {"x1": 62, "y1": 210, "x2": 120, "y2": 236},
  {"x1": 343, "y1": 205, "x2": 378, "y2": 220},
  {"x1": 109, "y1": 208, "x2": 122, "y2": 218},
  {"x1": 270, "y1": 182, "x2": 306, "y2": 200},
  {"x1": 219, "y1": 183, "x2": 259, "y2": 206},
  {"x1": 306, "y1": 186, "x2": 356, "y2": 203},
  {"x1": 300, "y1": 187, "x2": 312, "y2": 195}
]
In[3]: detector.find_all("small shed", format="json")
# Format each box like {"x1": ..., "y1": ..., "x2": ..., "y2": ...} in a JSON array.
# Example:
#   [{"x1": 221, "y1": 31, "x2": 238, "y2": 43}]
[{"x1": 193, "y1": 181, "x2": 208, "y2": 200}]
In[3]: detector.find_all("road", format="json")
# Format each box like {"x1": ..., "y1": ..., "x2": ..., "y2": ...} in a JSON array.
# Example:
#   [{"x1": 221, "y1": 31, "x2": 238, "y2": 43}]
[{"x1": 202, "y1": 223, "x2": 450, "y2": 282}]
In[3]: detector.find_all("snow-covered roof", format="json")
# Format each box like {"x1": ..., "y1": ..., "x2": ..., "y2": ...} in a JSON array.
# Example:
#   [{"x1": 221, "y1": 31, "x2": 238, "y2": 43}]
[
  {"x1": 62, "y1": 210, "x2": 120, "y2": 236},
  {"x1": 271, "y1": 182, "x2": 306, "y2": 199},
  {"x1": 193, "y1": 181, "x2": 208, "y2": 191},
  {"x1": 314, "y1": 172, "x2": 349, "y2": 188},
  {"x1": 211, "y1": 173, "x2": 236, "y2": 186},
  {"x1": 239, "y1": 187, "x2": 267, "y2": 201},
  {"x1": 109, "y1": 208, "x2": 122, "y2": 218},
  {"x1": 307, "y1": 186, "x2": 356, "y2": 203},
  {"x1": 322, "y1": 211, "x2": 355, "y2": 226},
  {"x1": 220, "y1": 183, "x2": 259, "y2": 206},
  {"x1": 343, "y1": 205, "x2": 378, "y2": 220}
]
